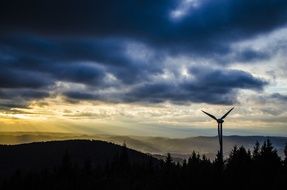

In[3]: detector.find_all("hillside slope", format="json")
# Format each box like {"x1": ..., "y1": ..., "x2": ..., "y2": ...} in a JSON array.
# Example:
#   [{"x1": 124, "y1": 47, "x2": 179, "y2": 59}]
[{"x1": 0, "y1": 140, "x2": 158, "y2": 176}]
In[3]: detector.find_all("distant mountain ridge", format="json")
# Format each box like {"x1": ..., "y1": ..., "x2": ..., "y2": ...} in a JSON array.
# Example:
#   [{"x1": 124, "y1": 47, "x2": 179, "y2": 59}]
[{"x1": 0, "y1": 132, "x2": 286, "y2": 159}]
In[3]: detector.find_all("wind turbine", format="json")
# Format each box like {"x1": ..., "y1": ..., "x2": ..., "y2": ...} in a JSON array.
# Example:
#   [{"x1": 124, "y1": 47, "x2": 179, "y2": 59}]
[{"x1": 202, "y1": 107, "x2": 234, "y2": 163}]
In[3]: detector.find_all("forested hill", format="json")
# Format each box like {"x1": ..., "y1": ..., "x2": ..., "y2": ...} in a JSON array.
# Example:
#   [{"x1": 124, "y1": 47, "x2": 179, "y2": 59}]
[
  {"x1": 0, "y1": 140, "x2": 158, "y2": 176},
  {"x1": 0, "y1": 139, "x2": 286, "y2": 190}
]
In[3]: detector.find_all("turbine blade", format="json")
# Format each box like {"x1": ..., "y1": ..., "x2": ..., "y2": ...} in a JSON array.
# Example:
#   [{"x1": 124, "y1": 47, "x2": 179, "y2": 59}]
[
  {"x1": 220, "y1": 107, "x2": 234, "y2": 120},
  {"x1": 202, "y1": 110, "x2": 217, "y2": 121}
]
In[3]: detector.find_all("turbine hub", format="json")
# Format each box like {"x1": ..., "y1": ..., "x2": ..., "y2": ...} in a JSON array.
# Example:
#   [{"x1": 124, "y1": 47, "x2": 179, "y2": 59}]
[{"x1": 217, "y1": 119, "x2": 224, "y2": 123}]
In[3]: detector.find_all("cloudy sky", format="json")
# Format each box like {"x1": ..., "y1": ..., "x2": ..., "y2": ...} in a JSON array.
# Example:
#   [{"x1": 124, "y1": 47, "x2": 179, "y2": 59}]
[{"x1": 1, "y1": 0, "x2": 287, "y2": 137}]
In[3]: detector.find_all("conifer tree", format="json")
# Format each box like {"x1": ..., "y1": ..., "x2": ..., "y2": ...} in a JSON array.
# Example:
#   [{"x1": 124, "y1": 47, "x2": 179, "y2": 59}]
[
  {"x1": 252, "y1": 141, "x2": 260, "y2": 160},
  {"x1": 165, "y1": 153, "x2": 173, "y2": 167}
]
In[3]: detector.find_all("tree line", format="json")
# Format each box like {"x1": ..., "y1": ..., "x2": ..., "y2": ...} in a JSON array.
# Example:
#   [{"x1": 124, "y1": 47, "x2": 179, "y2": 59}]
[{"x1": 0, "y1": 139, "x2": 286, "y2": 190}]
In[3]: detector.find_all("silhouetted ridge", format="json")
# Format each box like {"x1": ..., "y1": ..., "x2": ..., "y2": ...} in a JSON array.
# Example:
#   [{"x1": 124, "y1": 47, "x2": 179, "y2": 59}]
[
  {"x1": 0, "y1": 139, "x2": 286, "y2": 190},
  {"x1": 0, "y1": 140, "x2": 158, "y2": 176}
]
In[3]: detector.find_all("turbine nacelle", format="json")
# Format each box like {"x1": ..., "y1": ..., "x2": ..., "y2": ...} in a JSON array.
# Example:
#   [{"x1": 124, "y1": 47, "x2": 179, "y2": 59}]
[
  {"x1": 201, "y1": 107, "x2": 234, "y2": 124},
  {"x1": 217, "y1": 119, "x2": 224, "y2": 123}
]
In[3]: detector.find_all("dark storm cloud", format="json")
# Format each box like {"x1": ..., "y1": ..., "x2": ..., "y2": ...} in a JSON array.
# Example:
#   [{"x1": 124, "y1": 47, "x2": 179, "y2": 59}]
[
  {"x1": 0, "y1": 0, "x2": 174, "y2": 33},
  {"x1": 0, "y1": 88, "x2": 50, "y2": 111},
  {"x1": 124, "y1": 68, "x2": 267, "y2": 104},
  {"x1": 0, "y1": 89, "x2": 49, "y2": 99},
  {"x1": 0, "y1": 34, "x2": 162, "y2": 86},
  {"x1": 65, "y1": 68, "x2": 267, "y2": 105},
  {"x1": 0, "y1": 65, "x2": 53, "y2": 89},
  {"x1": 0, "y1": 35, "x2": 131, "y2": 66},
  {"x1": 0, "y1": 0, "x2": 283, "y2": 108},
  {"x1": 64, "y1": 91, "x2": 99, "y2": 101},
  {"x1": 232, "y1": 49, "x2": 272, "y2": 63},
  {"x1": 1, "y1": 0, "x2": 287, "y2": 54},
  {"x1": 0, "y1": 36, "x2": 114, "y2": 86},
  {"x1": 0, "y1": 34, "x2": 163, "y2": 108},
  {"x1": 187, "y1": 68, "x2": 267, "y2": 91}
]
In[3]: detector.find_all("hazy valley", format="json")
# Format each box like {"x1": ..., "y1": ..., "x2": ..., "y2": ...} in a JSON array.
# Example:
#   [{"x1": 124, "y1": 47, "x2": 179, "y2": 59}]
[{"x1": 1, "y1": 132, "x2": 286, "y2": 160}]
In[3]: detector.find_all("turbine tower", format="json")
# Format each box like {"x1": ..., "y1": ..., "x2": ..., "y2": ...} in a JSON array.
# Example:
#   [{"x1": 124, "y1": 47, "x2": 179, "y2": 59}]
[{"x1": 202, "y1": 107, "x2": 234, "y2": 163}]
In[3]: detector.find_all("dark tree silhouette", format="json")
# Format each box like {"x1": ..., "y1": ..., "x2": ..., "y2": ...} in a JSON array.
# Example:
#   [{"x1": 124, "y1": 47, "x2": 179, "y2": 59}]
[
  {"x1": 164, "y1": 153, "x2": 173, "y2": 170},
  {"x1": 252, "y1": 139, "x2": 282, "y2": 188},
  {"x1": 259, "y1": 139, "x2": 281, "y2": 169},
  {"x1": 252, "y1": 141, "x2": 261, "y2": 160},
  {"x1": 226, "y1": 146, "x2": 252, "y2": 189},
  {"x1": 0, "y1": 139, "x2": 286, "y2": 190}
]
